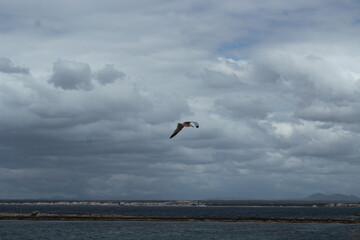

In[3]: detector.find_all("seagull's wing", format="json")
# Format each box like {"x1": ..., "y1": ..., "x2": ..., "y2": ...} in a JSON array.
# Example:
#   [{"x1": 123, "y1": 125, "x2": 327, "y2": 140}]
[
  {"x1": 170, "y1": 124, "x2": 184, "y2": 139},
  {"x1": 190, "y1": 121, "x2": 199, "y2": 128}
]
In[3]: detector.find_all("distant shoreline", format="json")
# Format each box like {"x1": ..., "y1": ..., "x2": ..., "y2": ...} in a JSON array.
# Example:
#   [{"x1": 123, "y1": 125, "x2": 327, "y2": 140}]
[
  {"x1": 1, "y1": 200, "x2": 360, "y2": 207},
  {"x1": 0, "y1": 213, "x2": 360, "y2": 224}
]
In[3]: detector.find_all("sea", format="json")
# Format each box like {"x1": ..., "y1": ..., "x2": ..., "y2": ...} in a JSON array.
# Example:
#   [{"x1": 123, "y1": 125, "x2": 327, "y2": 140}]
[{"x1": 0, "y1": 204, "x2": 360, "y2": 239}]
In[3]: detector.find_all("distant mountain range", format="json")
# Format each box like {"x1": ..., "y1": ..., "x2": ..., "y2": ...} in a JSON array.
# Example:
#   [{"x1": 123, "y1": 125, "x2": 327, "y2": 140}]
[{"x1": 305, "y1": 193, "x2": 360, "y2": 201}]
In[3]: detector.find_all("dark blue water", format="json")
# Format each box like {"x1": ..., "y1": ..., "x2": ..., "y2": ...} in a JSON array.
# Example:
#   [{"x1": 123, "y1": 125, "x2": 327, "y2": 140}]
[
  {"x1": 0, "y1": 220, "x2": 360, "y2": 240},
  {"x1": 0, "y1": 205, "x2": 359, "y2": 239}
]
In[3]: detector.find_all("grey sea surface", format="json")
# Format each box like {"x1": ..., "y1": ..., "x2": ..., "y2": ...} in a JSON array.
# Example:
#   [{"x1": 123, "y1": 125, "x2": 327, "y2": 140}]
[{"x1": 0, "y1": 220, "x2": 360, "y2": 240}]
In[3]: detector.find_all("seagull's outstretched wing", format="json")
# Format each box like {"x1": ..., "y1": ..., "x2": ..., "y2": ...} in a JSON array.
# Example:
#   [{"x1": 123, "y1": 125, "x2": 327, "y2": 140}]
[
  {"x1": 190, "y1": 121, "x2": 199, "y2": 128},
  {"x1": 170, "y1": 124, "x2": 184, "y2": 139}
]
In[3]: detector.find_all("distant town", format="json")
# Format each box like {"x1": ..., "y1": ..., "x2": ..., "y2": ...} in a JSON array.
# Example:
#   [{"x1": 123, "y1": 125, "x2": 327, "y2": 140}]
[{"x1": 0, "y1": 200, "x2": 205, "y2": 207}]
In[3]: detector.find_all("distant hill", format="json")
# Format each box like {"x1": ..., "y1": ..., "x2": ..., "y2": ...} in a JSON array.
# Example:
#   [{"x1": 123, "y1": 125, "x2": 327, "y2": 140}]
[{"x1": 305, "y1": 193, "x2": 360, "y2": 201}]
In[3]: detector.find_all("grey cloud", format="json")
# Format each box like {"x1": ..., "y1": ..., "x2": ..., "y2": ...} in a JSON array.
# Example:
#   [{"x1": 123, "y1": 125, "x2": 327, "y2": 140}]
[
  {"x1": 140, "y1": 94, "x2": 192, "y2": 125},
  {"x1": 1, "y1": 0, "x2": 360, "y2": 200},
  {"x1": 214, "y1": 96, "x2": 269, "y2": 119},
  {"x1": 248, "y1": 64, "x2": 280, "y2": 85},
  {"x1": 251, "y1": 46, "x2": 360, "y2": 115},
  {"x1": 286, "y1": 130, "x2": 359, "y2": 161},
  {"x1": 48, "y1": 60, "x2": 93, "y2": 90},
  {"x1": 196, "y1": 68, "x2": 243, "y2": 88},
  {"x1": 305, "y1": 54, "x2": 323, "y2": 62},
  {"x1": 296, "y1": 102, "x2": 360, "y2": 123},
  {"x1": 95, "y1": 64, "x2": 125, "y2": 85},
  {"x1": 0, "y1": 63, "x2": 192, "y2": 160},
  {"x1": 0, "y1": 57, "x2": 29, "y2": 74}
]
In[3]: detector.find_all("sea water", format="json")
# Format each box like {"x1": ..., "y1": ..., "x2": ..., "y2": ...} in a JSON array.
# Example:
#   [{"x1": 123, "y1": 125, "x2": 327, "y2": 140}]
[
  {"x1": 1, "y1": 220, "x2": 360, "y2": 240},
  {"x1": 0, "y1": 205, "x2": 359, "y2": 239}
]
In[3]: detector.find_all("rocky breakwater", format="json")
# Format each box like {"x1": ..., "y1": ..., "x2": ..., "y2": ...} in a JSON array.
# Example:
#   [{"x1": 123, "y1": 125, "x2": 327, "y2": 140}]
[{"x1": 1, "y1": 212, "x2": 360, "y2": 224}]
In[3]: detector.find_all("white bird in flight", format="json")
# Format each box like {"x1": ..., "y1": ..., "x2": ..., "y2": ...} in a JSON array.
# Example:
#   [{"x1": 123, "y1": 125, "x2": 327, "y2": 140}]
[{"x1": 170, "y1": 121, "x2": 199, "y2": 139}]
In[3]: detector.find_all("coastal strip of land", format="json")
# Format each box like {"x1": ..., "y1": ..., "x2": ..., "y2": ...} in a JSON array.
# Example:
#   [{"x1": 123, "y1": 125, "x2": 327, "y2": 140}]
[
  {"x1": 0, "y1": 213, "x2": 360, "y2": 224},
  {"x1": 1, "y1": 200, "x2": 360, "y2": 207}
]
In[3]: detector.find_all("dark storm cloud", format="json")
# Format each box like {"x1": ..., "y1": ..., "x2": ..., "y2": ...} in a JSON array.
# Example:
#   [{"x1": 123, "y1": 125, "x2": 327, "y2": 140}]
[
  {"x1": 48, "y1": 60, "x2": 93, "y2": 90},
  {"x1": 0, "y1": 57, "x2": 29, "y2": 74},
  {"x1": 95, "y1": 64, "x2": 125, "y2": 85},
  {"x1": 0, "y1": 61, "x2": 193, "y2": 199}
]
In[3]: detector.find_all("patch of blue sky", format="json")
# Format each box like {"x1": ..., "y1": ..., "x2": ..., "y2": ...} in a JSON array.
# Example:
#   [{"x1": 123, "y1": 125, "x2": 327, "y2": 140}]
[
  {"x1": 0, "y1": 12, "x2": 21, "y2": 32},
  {"x1": 216, "y1": 38, "x2": 257, "y2": 60},
  {"x1": 266, "y1": 18, "x2": 308, "y2": 30}
]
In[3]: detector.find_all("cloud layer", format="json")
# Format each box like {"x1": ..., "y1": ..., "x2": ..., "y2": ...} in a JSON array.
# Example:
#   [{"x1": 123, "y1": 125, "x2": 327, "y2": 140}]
[
  {"x1": 0, "y1": 0, "x2": 360, "y2": 199},
  {"x1": 0, "y1": 57, "x2": 29, "y2": 74}
]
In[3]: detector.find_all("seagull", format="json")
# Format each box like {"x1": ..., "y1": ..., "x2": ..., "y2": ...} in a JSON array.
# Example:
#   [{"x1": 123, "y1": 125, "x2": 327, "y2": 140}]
[{"x1": 170, "y1": 121, "x2": 199, "y2": 139}]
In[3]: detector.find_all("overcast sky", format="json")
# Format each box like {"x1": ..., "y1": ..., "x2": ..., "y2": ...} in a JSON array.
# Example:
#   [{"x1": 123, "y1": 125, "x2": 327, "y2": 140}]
[{"x1": 0, "y1": 0, "x2": 360, "y2": 200}]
